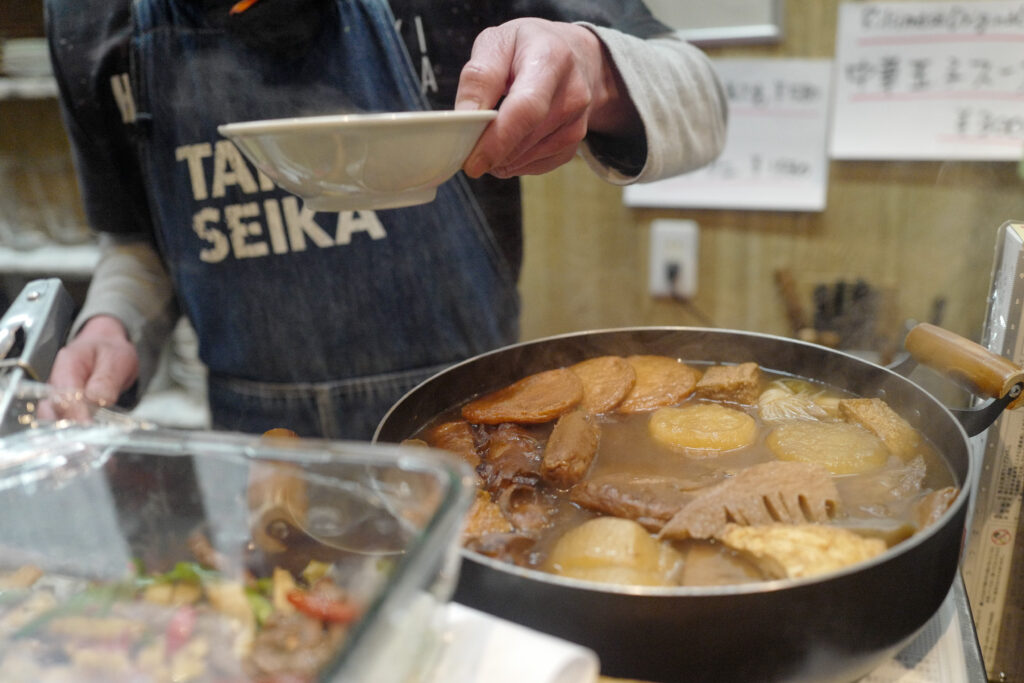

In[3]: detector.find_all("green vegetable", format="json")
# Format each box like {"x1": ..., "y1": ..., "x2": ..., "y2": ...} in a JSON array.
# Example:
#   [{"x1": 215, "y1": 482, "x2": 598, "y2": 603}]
[
  {"x1": 11, "y1": 588, "x2": 108, "y2": 638},
  {"x1": 301, "y1": 560, "x2": 331, "y2": 585},
  {"x1": 251, "y1": 576, "x2": 274, "y2": 597},
  {"x1": 245, "y1": 590, "x2": 274, "y2": 626},
  {"x1": 151, "y1": 561, "x2": 222, "y2": 585}
]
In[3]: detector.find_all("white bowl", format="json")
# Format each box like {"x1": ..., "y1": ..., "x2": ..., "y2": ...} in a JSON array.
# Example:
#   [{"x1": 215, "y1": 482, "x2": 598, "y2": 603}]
[{"x1": 218, "y1": 110, "x2": 497, "y2": 211}]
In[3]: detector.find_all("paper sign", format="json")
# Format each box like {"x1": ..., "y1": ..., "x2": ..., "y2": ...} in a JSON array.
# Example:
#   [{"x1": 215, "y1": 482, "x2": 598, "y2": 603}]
[
  {"x1": 643, "y1": 0, "x2": 783, "y2": 44},
  {"x1": 624, "y1": 59, "x2": 833, "y2": 212},
  {"x1": 962, "y1": 221, "x2": 1024, "y2": 680},
  {"x1": 830, "y1": 1, "x2": 1024, "y2": 160}
]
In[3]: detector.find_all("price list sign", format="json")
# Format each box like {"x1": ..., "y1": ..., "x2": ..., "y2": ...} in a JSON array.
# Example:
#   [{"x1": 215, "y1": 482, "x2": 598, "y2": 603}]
[
  {"x1": 624, "y1": 59, "x2": 833, "y2": 212},
  {"x1": 830, "y1": 1, "x2": 1024, "y2": 160}
]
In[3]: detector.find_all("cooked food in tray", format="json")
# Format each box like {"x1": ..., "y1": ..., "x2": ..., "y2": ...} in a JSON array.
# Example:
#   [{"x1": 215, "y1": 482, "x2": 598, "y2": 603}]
[
  {"x1": 0, "y1": 429, "x2": 468, "y2": 683},
  {"x1": 0, "y1": 535, "x2": 383, "y2": 682},
  {"x1": 409, "y1": 355, "x2": 959, "y2": 588}
]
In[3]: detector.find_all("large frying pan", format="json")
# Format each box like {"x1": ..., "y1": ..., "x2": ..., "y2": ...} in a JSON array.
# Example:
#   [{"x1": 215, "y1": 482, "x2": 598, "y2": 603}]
[{"x1": 374, "y1": 324, "x2": 1022, "y2": 682}]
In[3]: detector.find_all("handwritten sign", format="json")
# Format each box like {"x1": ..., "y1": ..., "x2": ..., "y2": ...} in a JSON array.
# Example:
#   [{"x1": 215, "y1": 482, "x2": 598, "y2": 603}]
[
  {"x1": 624, "y1": 59, "x2": 832, "y2": 212},
  {"x1": 830, "y1": 1, "x2": 1024, "y2": 160}
]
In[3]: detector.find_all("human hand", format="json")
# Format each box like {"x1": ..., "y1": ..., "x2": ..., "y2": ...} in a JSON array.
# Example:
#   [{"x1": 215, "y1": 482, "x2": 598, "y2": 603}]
[
  {"x1": 455, "y1": 18, "x2": 641, "y2": 179},
  {"x1": 49, "y1": 315, "x2": 139, "y2": 409}
]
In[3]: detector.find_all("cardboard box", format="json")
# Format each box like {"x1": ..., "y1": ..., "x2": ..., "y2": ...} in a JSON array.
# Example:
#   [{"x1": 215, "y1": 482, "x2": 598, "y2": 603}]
[{"x1": 962, "y1": 220, "x2": 1024, "y2": 681}]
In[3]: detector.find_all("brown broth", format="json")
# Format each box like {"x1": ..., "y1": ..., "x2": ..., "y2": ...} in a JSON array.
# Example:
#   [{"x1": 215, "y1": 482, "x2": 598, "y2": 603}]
[{"x1": 414, "y1": 366, "x2": 956, "y2": 586}]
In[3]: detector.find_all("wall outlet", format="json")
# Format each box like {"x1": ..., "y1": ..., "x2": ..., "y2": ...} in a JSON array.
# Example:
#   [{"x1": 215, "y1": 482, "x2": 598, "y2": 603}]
[{"x1": 648, "y1": 219, "x2": 698, "y2": 298}]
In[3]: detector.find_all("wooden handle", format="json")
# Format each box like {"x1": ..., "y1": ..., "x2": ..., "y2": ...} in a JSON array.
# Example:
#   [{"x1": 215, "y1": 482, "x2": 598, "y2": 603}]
[
  {"x1": 774, "y1": 269, "x2": 807, "y2": 334},
  {"x1": 904, "y1": 323, "x2": 1024, "y2": 409}
]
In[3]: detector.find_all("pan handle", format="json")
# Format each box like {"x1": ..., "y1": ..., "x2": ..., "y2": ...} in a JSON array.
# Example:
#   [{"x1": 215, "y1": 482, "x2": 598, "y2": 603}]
[
  {"x1": 248, "y1": 460, "x2": 309, "y2": 555},
  {"x1": 904, "y1": 322, "x2": 1024, "y2": 410}
]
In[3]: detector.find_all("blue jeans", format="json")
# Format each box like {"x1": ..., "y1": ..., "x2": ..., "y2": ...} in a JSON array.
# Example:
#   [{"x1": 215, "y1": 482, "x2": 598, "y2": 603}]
[{"x1": 207, "y1": 360, "x2": 452, "y2": 440}]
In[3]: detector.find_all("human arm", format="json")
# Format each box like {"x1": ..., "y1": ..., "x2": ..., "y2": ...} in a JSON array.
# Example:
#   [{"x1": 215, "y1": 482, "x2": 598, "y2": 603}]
[
  {"x1": 577, "y1": 25, "x2": 728, "y2": 184},
  {"x1": 454, "y1": 18, "x2": 727, "y2": 183},
  {"x1": 49, "y1": 234, "x2": 179, "y2": 406},
  {"x1": 45, "y1": 2, "x2": 180, "y2": 405}
]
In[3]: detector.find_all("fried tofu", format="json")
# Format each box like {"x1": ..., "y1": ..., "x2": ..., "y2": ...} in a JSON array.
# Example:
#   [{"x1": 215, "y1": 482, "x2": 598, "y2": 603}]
[
  {"x1": 839, "y1": 398, "x2": 920, "y2": 458},
  {"x1": 462, "y1": 490, "x2": 513, "y2": 539},
  {"x1": 694, "y1": 362, "x2": 762, "y2": 405},
  {"x1": 720, "y1": 523, "x2": 887, "y2": 579}
]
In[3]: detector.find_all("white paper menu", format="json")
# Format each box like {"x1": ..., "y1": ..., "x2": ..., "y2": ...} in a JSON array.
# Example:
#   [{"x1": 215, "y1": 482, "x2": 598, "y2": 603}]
[
  {"x1": 830, "y1": 1, "x2": 1024, "y2": 161},
  {"x1": 623, "y1": 59, "x2": 833, "y2": 212}
]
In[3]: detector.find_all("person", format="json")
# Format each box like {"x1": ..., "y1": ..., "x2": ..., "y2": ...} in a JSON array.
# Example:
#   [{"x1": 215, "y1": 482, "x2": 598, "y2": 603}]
[{"x1": 44, "y1": 0, "x2": 727, "y2": 439}]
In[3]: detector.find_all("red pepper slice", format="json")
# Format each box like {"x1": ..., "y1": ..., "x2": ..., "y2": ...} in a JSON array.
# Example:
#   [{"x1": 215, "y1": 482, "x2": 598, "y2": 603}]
[
  {"x1": 286, "y1": 589, "x2": 361, "y2": 624},
  {"x1": 165, "y1": 605, "x2": 197, "y2": 655}
]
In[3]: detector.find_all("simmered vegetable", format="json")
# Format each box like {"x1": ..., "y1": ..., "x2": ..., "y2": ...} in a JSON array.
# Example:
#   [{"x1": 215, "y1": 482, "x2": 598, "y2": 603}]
[{"x1": 0, "y1": 554, "x2": 385, "y2": 682}]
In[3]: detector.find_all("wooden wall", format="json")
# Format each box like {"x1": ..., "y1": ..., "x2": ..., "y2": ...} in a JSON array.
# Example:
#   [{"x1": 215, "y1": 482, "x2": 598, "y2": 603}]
[{"x1": 518, "y1": 0, "x2": 1024, "y2": 359}]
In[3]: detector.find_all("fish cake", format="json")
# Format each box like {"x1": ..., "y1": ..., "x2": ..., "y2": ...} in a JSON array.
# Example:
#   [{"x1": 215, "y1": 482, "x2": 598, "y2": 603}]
[
  {"x1": 542, "y1": 409, "x2": 601, "y2": 488},
  {"x1": 569, "y1": 356, "x2": 636, "y2": 414},
  {"x1": 617, "y1": 355, "x2": 701, "y2": 414},
  {"x1": 462, "y1": 368, "x2": 583, "y2": 424}
]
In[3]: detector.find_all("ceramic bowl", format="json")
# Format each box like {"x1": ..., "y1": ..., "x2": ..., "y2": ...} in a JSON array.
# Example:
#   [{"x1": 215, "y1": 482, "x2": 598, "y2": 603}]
[{"x1": 218, "y1": 110, "x2": 497, "y2": 211}]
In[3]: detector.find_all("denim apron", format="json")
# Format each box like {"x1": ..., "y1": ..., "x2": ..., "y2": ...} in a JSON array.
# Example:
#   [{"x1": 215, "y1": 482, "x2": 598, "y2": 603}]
[{"x1": 130, "y1": 0, "x2": 519, "y2": 438}]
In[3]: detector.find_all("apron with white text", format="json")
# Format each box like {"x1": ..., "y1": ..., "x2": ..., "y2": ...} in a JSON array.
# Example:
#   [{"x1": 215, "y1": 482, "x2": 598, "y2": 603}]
[{"x1": 130, "y1": 0, "x2": 519, "y2": 438}]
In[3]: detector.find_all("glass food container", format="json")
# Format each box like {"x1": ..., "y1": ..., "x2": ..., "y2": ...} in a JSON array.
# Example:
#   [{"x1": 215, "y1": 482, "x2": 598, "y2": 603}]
[{"x1": 0, "y1": 420, "x2": 474, "y2": 683}]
